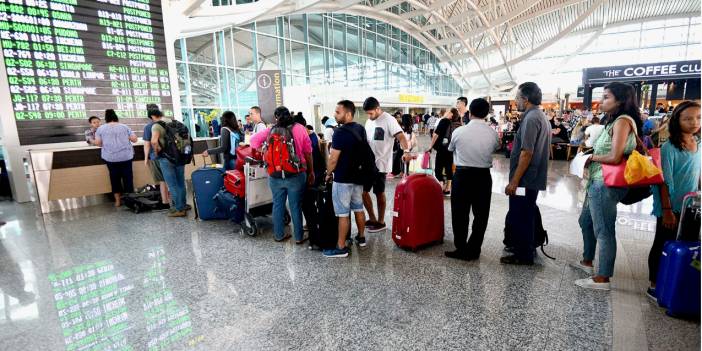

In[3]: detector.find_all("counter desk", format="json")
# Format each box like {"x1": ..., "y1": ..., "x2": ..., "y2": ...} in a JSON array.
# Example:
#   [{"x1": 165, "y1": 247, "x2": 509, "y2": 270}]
[{"x1": 29, "y1": 138, "x2": 219, "y2": 214}]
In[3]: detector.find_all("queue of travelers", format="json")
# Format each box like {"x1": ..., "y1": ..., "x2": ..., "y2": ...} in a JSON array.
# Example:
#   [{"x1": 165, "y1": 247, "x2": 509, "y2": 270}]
[{"x1": 85, "y1": 80, "x2": 700, "y2": 296}]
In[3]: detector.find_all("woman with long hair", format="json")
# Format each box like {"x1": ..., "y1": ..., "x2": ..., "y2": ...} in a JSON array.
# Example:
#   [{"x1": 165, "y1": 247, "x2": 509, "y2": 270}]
[
  {"x1": 94, "y1": 109, "x2": 138, "y2": 207},
  {"x1": 646, "y1": 101, "x2": 700, "y2": 300},
  {"x1": 573, "y1": 82, "x2": 642, "y2": 290},
  {"x1": 249, "y1": 106, "x2": 314, "y2": 244},
  {"x1": 428, "y1": 108, "x2": 461, "y2": 195},
  {"x1": 203, "y1": 111, "x2": 243, "y2": 170}
]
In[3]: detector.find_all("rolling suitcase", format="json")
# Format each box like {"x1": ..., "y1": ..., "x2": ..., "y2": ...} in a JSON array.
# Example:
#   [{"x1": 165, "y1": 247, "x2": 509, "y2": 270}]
[
  {"x1": 308, "y1": 183, "x2": 341, "y2": 250},
  {"x1": 192, "y1": 167, "x2": 226, "y2": 220},
  {"x1": 224, "y1": 170, "x2": 246, "y2": 198},
  {"x1": 677, "y1": 192, "x2": 701, "y2": 242},
  {"x1": 656, "y1": 240, "x2": 701, "y2": 318},
  {"x1": 392, "y1": 171, "x2": 444, "y2": 251}
]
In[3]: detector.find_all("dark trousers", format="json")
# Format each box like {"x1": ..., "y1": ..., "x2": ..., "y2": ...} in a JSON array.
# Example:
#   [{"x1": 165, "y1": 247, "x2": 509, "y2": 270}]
[
  {"x1": 648, "y1": 215, "x2": 678, "y2": 283},
  {"x1": 507, "y1": 188, "x2": 539, "y2": 261},
  {"x1": 434, "y1": 150, "x2": 453, "y2": 182},
  {"x1": 451, "y1": 167, "x2": 492, "y2": 255},
  {"x1": 105, "y1": 160, "x2": 134, "y2": 194}
]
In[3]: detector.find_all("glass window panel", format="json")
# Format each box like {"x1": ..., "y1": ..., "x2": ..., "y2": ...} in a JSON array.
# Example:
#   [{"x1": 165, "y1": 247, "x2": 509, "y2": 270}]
[
  {"x1": 189, "y1": 64, "x2": 220, "y2": 107},
  {"x1": 289, "y1": 41, "x2": 306, "y2": 76},
  {"x1": 177, "y1": 62, "x2": 189, "y2": 107},
  {"x1": 347, "y1": 25, "x2": 359, "y2": 54},
  {"x1": 347, "y1": 54, "x2": 361, "y2": 84},
  {"x1": 309, "y1": 46, "x2": 325, "y2": 84},
  {"x1": 175, "y1": 38, "x2": 183, "y2": 61},
  {"x1": 307, "y1": 14, "x2": 324, "y2": 46},
  {"x1": 364, "y1": 30, "x2": 376, "y2": 58},
  {"x1": 256, "y1": 20, "x2": 278, "y2": 36},
  {"x1": 235, "y1": 70, "x2": 258, "y2": 108},
  {"x1": 333, "y1": 20, "x2": 345, "y2": 51},
  {"x1": 257, "y1": 34, "x2": 280, "y2": 70},
  {"x1": 331, "y1": 50, "x2": 346, "y2": 84},
  {"x1": 390, "y1": 39, "x2": 400, "y2": 64},
  {"x1": 226, "y1": 68, "x2": 237, "y2": 107},
  {"x1": 642, "y1": 28, "x2": 665, "y2": 46},
  {"x1": 377, "y1": 36, "x2": 387, "y2": 61},
  {"x1": 288, "y1": 14, "x2": 306, "y2": 42},
  {"x1": 233, "y1": 29, "x2": 255, "y2": 70},
  {"x1": 186, "y1": 33, "x2": 216, "y2": 64}
]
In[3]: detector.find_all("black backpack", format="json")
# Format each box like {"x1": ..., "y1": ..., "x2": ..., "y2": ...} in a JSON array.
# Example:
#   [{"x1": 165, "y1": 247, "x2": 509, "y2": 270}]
[
  {"x1": 156, "y1": 120, "x2": 193, "y2": 166},
  {"x1": 338, "y1": 124, "x2": 377, "y2": 187},
  {"x1": 503, "y1": 205, "x2": 555, "y2": 260}
]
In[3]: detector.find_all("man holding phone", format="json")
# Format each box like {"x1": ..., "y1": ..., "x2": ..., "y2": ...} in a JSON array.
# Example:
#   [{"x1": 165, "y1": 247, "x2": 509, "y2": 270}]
[{"x1": 502, "y1": 82, "x2": 551, "y2": 265}]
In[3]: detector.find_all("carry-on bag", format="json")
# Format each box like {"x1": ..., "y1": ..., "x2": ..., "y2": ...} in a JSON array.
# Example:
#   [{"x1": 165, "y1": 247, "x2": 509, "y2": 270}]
[
  {"x1": 308, "y1": 183, "x2": 340, "y2": 250},
  {"x1": 224, "y1": 170, "x2": 246, "y2": 198},
  {"x1": 656, "y1": 240, "x2": 701, "y2": 318},
  {"x1": 123, "y1": 185, "x2": 163, "y2": 214},
  {"x1": 392, "y1": 168, "x2": 444, "y2": 251},
  {"x1": 677, "y1": 192, "x2": 701, "y2": 242},
  {"x1": 213, "y1": 188, "x2": 245, "y2": 223},
  {"x1": 192, "y1": 167, "x2": 227, "y2": 220}
]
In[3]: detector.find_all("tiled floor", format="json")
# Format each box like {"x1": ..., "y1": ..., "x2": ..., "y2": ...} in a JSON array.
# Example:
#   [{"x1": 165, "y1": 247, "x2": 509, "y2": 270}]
[{"x1": 0, "y1": 139, "x2": 698, "y2": 350}]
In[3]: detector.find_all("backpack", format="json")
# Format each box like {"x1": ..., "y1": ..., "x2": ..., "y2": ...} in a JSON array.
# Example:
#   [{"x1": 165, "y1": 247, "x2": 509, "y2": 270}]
[
  {"x1": 503, "y1": 205, "x2": 554, "y2": 260},
  {"x1": 262, "y1": 125, "x2": 302, "y2": 178},
  {"x1": 338, "y1": 124, "x2": 377, "y2": 187},
  {"x1": 156, "y1": 120, "x2": 193, "y2": 166},
  {"x1": 223, "y1": 127, "x2": 243, "y2": 156}
]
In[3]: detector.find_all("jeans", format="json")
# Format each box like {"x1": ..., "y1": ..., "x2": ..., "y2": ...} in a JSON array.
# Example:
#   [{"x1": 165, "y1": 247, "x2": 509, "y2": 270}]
[
  {"x1": 507, "y1": 188, "x2": 539, "y2": 261},
  {"x1": 105, "y1": 160, "x2": 134, "y2": 194},
  {"x1": 269, "y1": 173, "x2": 306, "y2": 241},
  {"x1": 451, "y1": 167, "x2": 492, "y2": 255},
  {"x1": 158, "y1": 158, "x2": 186, "y2": 211},
  {"x1": 578, "y1": 181, "x2": 628, "y2": 277}
]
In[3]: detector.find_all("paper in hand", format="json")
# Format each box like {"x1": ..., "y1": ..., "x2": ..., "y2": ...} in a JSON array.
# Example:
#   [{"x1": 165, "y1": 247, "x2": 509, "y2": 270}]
[{"x1": 569, "y1": 152, "x2": 592, "y2": 179}]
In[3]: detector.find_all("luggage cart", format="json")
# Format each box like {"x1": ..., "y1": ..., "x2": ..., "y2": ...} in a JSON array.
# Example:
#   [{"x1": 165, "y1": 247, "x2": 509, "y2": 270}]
[{"x1": 238, "y1": 158, "x2": 290, "y2": 236}]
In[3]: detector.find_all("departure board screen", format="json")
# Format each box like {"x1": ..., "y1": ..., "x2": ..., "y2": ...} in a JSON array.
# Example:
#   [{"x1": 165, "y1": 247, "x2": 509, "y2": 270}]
[{"x1": 0, "y1": 0, "x2": 174, "y2": 145}]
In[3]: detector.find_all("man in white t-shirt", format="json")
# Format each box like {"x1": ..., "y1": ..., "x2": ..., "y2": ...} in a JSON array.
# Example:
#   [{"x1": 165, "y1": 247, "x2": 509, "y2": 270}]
[
  {"x1": 362, "y1": 97, "x2": 409, "y2": 232},
  {"x1": 584, "y1": 116, "x2": 605, "y2": 147},
  {"x1": 250, "y1": 106, "x2": 267, "y2": 134}
]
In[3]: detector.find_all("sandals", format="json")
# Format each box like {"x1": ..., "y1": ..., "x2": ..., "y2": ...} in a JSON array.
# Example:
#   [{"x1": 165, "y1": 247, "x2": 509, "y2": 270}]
[{"x1": 275, "y1": 234, "x2": 292, "y2": 242}]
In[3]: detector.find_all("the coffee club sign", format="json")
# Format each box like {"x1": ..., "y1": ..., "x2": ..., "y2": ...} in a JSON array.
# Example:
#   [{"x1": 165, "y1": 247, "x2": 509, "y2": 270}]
[{"x1": 584, "y1": 60, "x2": 701, "y2": 83}]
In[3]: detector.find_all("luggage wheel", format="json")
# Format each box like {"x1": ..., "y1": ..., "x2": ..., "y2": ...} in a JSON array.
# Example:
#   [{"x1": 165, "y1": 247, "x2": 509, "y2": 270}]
[{"x1": 240, "y1": 214, "x2": 258, "y2": 237}]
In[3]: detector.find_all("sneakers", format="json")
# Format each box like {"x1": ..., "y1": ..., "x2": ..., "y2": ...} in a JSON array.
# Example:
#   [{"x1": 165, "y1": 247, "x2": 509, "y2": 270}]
[
  {"x1": 574, "y1": 277, "x2": 611, "y2": 291},
  {"x1": 646, "y1": 287, "x2": 657, "y2": 302},
  {"x1": 569, "y1": 260, "x2": 595, "y2": 275},
  {"x1": 354, "y1": 235, "x2": 367, "y2": 247},
  {"x1": 323, "y1": 247, "x2": 349, "y2": 258},
  {"x1": 366, "y1": 222, "x2": 387, "y2": 233}
]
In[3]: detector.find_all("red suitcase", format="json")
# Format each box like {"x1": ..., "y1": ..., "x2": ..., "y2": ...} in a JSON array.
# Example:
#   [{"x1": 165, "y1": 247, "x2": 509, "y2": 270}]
[
  {"x1": 392, "y1": 173, "x2": 444, "y2": 251},
  {"x1": 224, "y1": 170, "x2": 245, "y2": 198}
]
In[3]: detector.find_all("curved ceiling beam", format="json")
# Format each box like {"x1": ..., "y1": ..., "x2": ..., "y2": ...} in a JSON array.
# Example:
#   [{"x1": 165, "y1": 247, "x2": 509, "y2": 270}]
[
  {"x1": 464, "y1": 0, "x2": 515, "y2": 84},
  {"x1": 461, "y1": 0, "x2": 604, "y2": 79}
]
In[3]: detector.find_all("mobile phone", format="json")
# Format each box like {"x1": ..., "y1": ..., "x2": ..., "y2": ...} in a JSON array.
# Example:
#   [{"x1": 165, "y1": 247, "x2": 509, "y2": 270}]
[{"x1": 516, "y1": 187, "x2": 526, "y2": 196}]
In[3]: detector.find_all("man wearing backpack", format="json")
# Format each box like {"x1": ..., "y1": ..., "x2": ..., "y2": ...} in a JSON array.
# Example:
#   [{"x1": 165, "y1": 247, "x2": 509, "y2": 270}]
[
  {"x1": 323, "y1": 100, "x2": 369, "y2": 257},
  {"x1": 362, "y1": 97, "x2": 410, "y2": 233},
  {"x1": 250, "y1": 106, "x2": 314, "y2": 244},
  {"x1": 150, "y1": 110, "x2": 193, "y2": 217}
]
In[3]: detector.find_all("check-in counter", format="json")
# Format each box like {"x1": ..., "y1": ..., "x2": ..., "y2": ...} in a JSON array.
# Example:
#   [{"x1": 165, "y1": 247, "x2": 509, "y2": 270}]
[{"x1": 29, "y1": 138, "x2": 219, "y2": 214}]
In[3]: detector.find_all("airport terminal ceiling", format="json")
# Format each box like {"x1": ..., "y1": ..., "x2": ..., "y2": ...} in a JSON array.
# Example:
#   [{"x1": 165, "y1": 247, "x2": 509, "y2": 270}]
[{"x1": 168, "y1": 0, "x2": 702, "y2": 95}]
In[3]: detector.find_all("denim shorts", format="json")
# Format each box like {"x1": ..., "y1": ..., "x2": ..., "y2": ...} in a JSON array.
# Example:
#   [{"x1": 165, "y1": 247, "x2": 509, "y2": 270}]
[{"x1": 332, "y1": 182, "x2": 364, "y2": 217}]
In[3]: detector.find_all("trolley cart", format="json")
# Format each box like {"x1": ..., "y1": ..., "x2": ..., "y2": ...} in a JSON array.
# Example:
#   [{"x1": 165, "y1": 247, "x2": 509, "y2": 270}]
[
  {"x1": 238, "y1": 158, "x2": 290, "y2": 236},
  {"x1": 677, "y1": 192, "x2": 701, "y2": 242}
]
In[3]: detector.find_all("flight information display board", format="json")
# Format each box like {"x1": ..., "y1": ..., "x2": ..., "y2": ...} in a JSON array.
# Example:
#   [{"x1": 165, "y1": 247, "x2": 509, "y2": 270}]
[{"x1": 0, "y1": 0, "x2": 174, "y2": 145}]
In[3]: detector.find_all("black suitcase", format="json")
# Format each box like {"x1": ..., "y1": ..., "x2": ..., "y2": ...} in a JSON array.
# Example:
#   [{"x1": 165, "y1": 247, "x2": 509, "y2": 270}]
[
  {"x1": 677, "y1": 192, "x2": 701, "y2": 242},
  {"x1": 306, "y1": 183, "x2": 342, "y2": 250}
]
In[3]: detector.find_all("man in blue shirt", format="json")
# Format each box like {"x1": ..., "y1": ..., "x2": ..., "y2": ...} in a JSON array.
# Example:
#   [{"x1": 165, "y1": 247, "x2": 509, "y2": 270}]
[
  {"x1": 323, "y1": 100, "x2": 369, "y2": 258},
  {"x1": 143, "y1": 107, "x2": 171, "y2": 210}
]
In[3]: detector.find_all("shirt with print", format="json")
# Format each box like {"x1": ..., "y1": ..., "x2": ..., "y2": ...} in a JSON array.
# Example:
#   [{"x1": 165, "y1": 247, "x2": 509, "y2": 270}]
[
  {"x1": 588, "y1": 116, "x2": 637, "y2": 183},
  {"x1": 250, "y1": 123, "x2": 312, "y2": 170},
  {"x1": 365, "y1": 112, "x2": 402, "y2": 173},
  {"x1": 509, "y1": 107, "x2": 551, "y2": 190},
  {"x1": 95, "y1": 123, "x2": 135, "y2": 163},
  {"x1": 85, "y1": 128, "x2": 96, "y2": 144},
  {"x1": 331, "y1": 122, "x2": 367, "y2": 184}
]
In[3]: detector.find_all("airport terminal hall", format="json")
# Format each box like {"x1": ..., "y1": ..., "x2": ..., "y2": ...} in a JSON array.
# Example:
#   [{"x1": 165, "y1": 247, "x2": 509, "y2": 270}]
[{"x1": 1, "y1": 0, "x2": 702, "y2": 350}]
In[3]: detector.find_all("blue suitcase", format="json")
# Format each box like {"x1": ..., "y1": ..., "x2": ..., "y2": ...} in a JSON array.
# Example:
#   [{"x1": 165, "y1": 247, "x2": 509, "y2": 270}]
[
  {"x1": 656, "y1": 241, "x2": 701, "y2": 318},
  {"x1": 192, "y1": 167, "x2": 227, "y2": 220},
  {"x1": 213, "y1": 189, "x2": 245, "y2": 223}
]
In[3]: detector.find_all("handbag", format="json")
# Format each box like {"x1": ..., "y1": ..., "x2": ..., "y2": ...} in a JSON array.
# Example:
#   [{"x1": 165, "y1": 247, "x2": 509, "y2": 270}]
[{"x1": 600, "y1": 116, "x2": 664, "y2": 188}]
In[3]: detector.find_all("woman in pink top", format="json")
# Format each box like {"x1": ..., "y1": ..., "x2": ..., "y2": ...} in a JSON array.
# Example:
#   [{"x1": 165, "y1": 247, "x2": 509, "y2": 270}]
[{"x1": 250, "y1": 107, "x2": 314, "y2": 244}]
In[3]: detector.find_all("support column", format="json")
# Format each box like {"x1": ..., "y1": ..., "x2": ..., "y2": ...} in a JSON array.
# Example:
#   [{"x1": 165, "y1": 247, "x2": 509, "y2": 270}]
[
  {"x1": 649, "y1": 82, "x2": 658, "y2": 115},
  {"x1": 583, "y1": 85, "x2": 593, "y2": 111}
]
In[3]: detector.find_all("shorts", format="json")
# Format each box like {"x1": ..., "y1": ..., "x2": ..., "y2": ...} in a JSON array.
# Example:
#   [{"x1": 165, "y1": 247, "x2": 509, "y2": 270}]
[
  {"x1": 332, "y1": 182, "x2": 364, "y2": 217},
  {"x1": 363, "y1": 172, "x2": 386, "y2": 194},
  {"x1": 148, "y1": 159, "x2": 165, "y2": 182}
]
